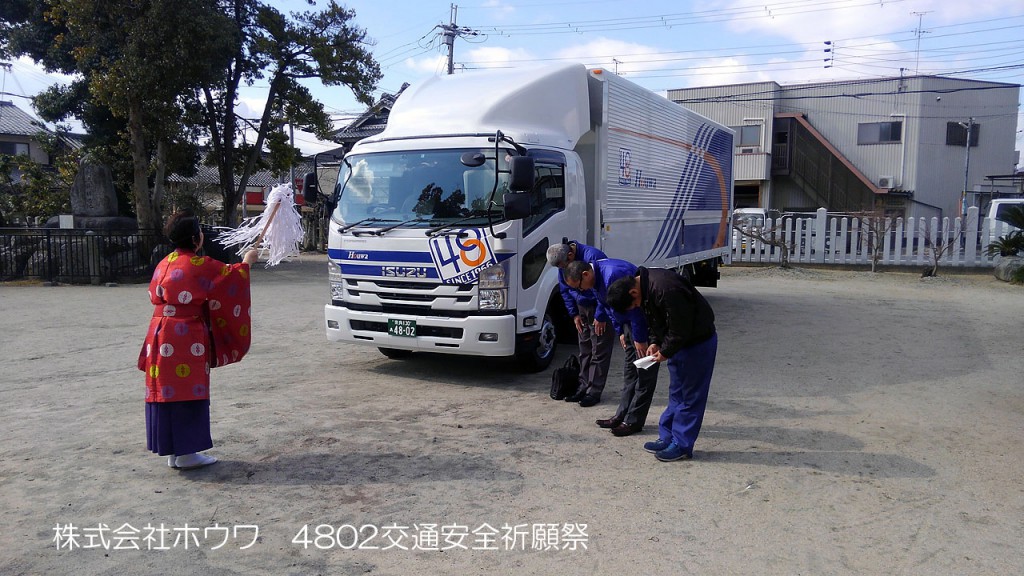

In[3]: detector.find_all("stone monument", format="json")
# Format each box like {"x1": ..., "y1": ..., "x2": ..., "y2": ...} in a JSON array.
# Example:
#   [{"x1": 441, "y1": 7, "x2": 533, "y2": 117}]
[
  {"x1": 70, "y1": 152, "x2": 117, "y2": 217},
  {"x1": 47, "y1": 152, "x2": 136, "y2": 230}
]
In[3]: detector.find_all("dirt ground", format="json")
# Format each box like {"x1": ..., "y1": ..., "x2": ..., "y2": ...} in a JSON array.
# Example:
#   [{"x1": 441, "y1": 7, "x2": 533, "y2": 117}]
[{"x1": 1, "y1": 256, "x2": 1022, "y2": 575}]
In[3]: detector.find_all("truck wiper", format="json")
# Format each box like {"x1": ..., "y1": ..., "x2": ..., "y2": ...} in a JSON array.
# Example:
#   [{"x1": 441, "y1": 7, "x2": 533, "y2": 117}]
[
  {"x1": 338, "y1": 218, "x2": 394, "y2": 233},
  {"x1": 371, "y1": 217, "x2": 431, "y2": 236},
  {"x1": 425, "y1": 211, "x2": 499, "y2": 237}
]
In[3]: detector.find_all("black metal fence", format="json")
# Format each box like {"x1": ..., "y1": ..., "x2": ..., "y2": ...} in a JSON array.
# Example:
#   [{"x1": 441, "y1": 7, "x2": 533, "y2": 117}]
[{"x1": 0, "y1": 227, "x2": 168, "y2": 284}]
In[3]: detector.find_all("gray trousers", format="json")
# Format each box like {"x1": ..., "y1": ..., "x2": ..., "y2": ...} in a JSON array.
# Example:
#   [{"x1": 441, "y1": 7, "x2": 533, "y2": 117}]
[
  {"x1": 576, "y1": 304, "x2": 615, "y2": 398},
  {"x1": 614, "y1": 323, "x2": 661, "y2": 426}
]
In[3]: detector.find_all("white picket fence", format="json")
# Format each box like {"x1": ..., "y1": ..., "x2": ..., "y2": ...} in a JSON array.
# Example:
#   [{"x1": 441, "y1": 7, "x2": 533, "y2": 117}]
[{"x1": 730, "y1": 206, "x2": 1016, "y2": 268}]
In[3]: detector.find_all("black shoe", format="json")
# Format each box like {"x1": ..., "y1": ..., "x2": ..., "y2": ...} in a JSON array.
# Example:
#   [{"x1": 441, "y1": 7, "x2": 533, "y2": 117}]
[
  {"x1": 595, "y1": 417, "x2": 622, "y2": 429},
  {"x1": 564, "y1": 390, "x2": 586, "y2": 403},
  {"x1": 578, "y1": 394, "x2": 600, "y2": 408},
  {"x1": 610, "y1": 422, "x2": 643, "y2": 436}
]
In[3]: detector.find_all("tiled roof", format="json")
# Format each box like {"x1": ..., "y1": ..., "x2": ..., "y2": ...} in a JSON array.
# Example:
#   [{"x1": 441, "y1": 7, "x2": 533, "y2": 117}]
[
  {"x1": 168, "y1": 159, "x2": 314, "y2": 187},
  {"x1": 59, "y1": 132, "x2": 86, "y2": 151},
  {"x1": 329, "y1": 83, "x2": 408, "y2": 144},
  {"x1": 0, "y1": 101, "x2": 50, "y2": 137}
]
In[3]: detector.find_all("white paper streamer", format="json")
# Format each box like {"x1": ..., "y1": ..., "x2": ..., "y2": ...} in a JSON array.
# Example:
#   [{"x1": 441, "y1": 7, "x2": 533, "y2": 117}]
[{"x1": 217, "y1": 183, "x2": 304, "y2": 267}]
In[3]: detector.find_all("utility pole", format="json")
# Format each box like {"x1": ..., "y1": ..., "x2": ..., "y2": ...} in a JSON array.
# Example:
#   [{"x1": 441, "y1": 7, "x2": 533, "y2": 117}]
[
  {"x1": 442, "y1": 4, "x2": 458, "y2": 75},
  {"x1": 288, "y1": 123, "x2": 295, "y2": 187},
  {"x1": 0, "y1": 63, "x2": 9, "y2": 124},
  {"x1": 438, "y1": 4, "x2": 479, "y2": 75},
  {"x1": 959, "y1": 117, "x2": 974, "y2": 215}
]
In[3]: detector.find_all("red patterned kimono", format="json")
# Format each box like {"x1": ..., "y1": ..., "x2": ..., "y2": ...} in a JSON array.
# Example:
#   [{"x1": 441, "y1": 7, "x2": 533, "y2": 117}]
[{"x1": 138, "y1": 250, "x2": 252, "y2": 403}]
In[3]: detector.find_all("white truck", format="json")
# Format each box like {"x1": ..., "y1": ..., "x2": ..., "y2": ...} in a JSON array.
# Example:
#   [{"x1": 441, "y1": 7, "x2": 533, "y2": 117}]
[{"x1": 304, "y1": 63, "x2": 733, "y2": 371}]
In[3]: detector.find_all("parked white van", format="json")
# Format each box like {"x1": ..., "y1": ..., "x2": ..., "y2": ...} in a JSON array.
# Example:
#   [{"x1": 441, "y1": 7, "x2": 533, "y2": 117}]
[
  {"x1": 733, "y1": 207, "x2": 767, "y2": 229},
  {"x1": 733, "y1": 208, "x2": 767, "y2": 251},
  {"x1": 984, "y1": 198, "x2": 1024, "y2": 251}
]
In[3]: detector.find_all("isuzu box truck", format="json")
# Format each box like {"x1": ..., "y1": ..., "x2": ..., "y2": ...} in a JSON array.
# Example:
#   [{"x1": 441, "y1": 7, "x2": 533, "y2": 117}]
[{"x1": 305, "y1": 63, "x2": 733, "y2": 371}]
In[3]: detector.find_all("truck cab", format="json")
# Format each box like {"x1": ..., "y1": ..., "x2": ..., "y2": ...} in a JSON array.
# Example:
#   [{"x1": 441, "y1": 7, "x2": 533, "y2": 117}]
[{"x1": 319, "y1": 134, "x2": 581, "y2": 372}]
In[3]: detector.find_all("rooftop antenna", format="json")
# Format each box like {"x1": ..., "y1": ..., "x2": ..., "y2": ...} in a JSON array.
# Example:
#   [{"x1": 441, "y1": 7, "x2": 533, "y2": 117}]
[{"x1": 911, "y1": 11, "x2": 931, "y2": 74}]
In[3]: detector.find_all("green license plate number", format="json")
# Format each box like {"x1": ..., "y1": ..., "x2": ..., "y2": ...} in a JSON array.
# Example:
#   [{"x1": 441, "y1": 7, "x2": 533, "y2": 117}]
[{"x1": 387, "y1": 319, "x2": 417, "y2": 337}]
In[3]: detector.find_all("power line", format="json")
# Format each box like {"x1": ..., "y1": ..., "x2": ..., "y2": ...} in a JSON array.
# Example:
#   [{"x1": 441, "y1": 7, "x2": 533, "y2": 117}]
[
  {"x1": 472, "y1": 0, "x2": 908, "y2": 36},
  {"x1": 672, "y1": 77, "x2": 1022, "y2": 105},
  {"x1": 452, "y1": 20, "x2": 1024, "y2": 74}
]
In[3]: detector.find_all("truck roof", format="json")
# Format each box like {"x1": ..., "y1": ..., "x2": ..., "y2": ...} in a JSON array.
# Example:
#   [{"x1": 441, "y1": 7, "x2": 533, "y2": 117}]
[{"x1": 370, "y1": 63, "x2": 592, "y2": 150}]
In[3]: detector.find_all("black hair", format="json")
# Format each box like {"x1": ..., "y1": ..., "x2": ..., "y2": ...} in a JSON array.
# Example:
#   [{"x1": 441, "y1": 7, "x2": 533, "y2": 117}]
[
  {"x1": 564, "y1": 260, "x2": 590, "y2": 284},
  {"x1": 164, "y1": 210, "x2": 202, "y2": 250},
  {"x1": 606, "y1": 275, "x2": 638, "y2": 313}
]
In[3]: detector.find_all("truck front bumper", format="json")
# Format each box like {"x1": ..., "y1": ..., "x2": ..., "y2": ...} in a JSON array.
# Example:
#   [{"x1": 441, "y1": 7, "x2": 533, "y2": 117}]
[{"x1": 324, "y1": 304, "x2": 517, "y2": 356}]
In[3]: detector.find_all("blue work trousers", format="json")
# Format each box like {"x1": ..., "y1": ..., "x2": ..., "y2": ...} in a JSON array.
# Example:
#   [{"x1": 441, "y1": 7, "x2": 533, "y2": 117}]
[{"x1": 659, "y1": 332, "x2": 718, "y2": 454}]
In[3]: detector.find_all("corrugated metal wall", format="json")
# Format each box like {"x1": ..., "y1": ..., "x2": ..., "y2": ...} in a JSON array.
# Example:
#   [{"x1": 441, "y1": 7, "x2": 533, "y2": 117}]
[{"x1": 670, "y1": 76, "x2": 1020, "y2": 220}]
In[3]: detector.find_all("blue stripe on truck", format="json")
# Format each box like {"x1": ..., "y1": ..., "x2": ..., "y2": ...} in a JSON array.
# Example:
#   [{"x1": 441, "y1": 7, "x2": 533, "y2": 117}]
[
  {"x1": 327, "y1": 248, "x2": 434, "y2": 263},
  {"x1": 647, "y1": 125, "x2": 730, "y2": 261}
]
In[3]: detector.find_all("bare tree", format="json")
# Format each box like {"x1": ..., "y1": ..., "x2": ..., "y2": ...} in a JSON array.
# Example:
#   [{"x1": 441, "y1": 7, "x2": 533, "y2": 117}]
[
  {"x1": 851, "y1": 210, "x2": 898, "y2": 273},
  {"x1": 733, "y1": 220, "x2": 793, "y2": 268},
  {"x1": 920, "y1": 218, "x2": 963, "y2": 277}
]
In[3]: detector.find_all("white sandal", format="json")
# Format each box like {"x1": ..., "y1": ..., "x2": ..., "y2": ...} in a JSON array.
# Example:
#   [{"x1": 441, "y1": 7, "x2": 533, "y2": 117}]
[{"x1": 174, "y1": 453, "x2": 218, "y2": 470}]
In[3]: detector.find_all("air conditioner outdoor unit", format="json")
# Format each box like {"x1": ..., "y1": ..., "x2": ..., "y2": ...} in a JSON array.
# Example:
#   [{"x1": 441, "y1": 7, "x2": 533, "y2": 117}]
[{"x1": 877, "y1": 176, "x2": 894, "y2": 188}]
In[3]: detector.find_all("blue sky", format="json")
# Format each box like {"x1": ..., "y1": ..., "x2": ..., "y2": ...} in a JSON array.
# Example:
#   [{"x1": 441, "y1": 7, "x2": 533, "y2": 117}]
[{"x1": 4, "y1": 0, "x2": 1024, "y2": 160}]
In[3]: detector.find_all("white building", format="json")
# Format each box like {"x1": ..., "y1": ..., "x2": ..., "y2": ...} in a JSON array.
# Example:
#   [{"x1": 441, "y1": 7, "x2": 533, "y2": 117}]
[{"x1": 668, "y1": 76, "x2": 1021, "y2": 220}]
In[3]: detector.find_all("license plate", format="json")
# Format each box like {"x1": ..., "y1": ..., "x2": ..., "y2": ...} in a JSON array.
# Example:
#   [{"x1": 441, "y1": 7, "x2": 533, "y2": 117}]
[{"x1": 387, "y1": 319, "x2": 417, "y2": 338}]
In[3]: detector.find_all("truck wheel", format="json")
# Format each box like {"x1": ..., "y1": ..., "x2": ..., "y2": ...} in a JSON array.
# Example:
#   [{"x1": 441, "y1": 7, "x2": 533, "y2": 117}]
[
  {"x1": 515, "y1": 311, "x2": 557, "y2": 372},
  {"x1": 378, "y1": 347, "x2": 413, "y2": 359},
  {"x1": 689, "y1": 259, "x2": 720, "y2": 287}
]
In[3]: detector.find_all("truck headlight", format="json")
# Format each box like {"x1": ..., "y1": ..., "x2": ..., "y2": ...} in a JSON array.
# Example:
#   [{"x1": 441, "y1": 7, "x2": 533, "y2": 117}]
[
  {"x1": 478, "y1": 262, "x2": 508, "y2": 310},
  {"x1": 479, "y1": 289, "x2": 506, "y2": 310},
  {"x1": 328, "y1": 260, "x2": 344, "y2": 302}
]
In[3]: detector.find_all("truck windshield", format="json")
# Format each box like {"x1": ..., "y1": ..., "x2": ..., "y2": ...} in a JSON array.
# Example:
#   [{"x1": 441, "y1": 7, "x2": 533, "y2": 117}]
[{"x1": 334, "y1": 149, "x2": 510, "y2": 226}]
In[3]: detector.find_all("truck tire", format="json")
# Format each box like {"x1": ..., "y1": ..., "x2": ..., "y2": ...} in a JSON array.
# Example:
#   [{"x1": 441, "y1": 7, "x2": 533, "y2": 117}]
[
  {"x1": 378, "y1": 347, "x2": 413, "y2": 359},
  {"x1": 686, "y1": 259, "x2": 720, "y2": 287},
  {"x1": 514, "y1": 311, "x2": 557, "y2": 372}
]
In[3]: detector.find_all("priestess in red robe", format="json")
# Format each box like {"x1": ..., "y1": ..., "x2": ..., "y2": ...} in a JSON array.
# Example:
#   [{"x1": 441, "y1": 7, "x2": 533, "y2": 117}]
[{"x1": 139, "y1": 211, "x2": 258, "y2": 470}]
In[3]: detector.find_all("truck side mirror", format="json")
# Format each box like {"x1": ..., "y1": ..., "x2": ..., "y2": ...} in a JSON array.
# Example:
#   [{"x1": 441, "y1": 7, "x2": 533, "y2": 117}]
[
  {"x1": 509, "y1": 156, "x2": 535, "y2": 192},
  {"x1": 302, "y1": 172, "x2": 320, "y2": 203},
  {"x1": 502, "y1": 192, "x2": 531, "y2": 220}
]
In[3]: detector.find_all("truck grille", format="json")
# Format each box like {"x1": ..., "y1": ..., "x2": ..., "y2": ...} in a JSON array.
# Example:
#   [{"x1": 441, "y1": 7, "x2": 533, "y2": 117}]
[{"x1": 342, "y1": 278, "x2": 477, "y2": 312}]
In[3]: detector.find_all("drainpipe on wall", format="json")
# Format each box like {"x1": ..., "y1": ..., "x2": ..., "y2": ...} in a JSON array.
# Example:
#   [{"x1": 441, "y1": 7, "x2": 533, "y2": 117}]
[{"x1": 889, "y1": 112, "x2": 906, "y2": 188}]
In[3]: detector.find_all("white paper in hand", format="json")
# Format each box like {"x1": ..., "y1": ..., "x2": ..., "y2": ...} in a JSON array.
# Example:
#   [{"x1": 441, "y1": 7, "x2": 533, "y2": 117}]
[{"x1": 633, "y1": 355, "x2": 658, "y2": 370}]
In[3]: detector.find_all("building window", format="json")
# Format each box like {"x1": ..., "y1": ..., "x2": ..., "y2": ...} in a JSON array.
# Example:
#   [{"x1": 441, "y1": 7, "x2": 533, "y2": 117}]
[
  {"x1": 945, "y1": 122, "x2": 980, "y2": 147},
  {"x1": 731, "y1": 125, "x2": 761, "y2": 148},
  {"x1": 857, "y1": 121, "x2": 902, "y2": 144},
  {"x1": 0, "y1": 142, "x2": 29, "y2": 156}
]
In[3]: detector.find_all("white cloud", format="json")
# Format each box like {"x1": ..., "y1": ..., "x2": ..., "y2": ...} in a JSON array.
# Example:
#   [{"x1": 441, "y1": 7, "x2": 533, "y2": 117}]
[
  {"x1": 235, "y1": 98, "x2": 264, "y2": 122},
  {"x1": 725, "y1": 0, "x2": 1023, "y2": 44},
  {"x1": 684, "y1": 57, "x2": 759, "y2": 87},
  {"x1": 479, "y1": 0, "x2": 515, "y2": 20},
  {"x1": 554, "y1": 37, "x2": 670, "y2": 74},
  {"x1": 462, "y1": 46, "x2": 533, "y2": 69},
  {"x1": 402, "y1": 54, "x2": 450, "y2": 75},
  {"x1": 725, "y1": 0, "x2": 908, "y2": 39}
]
